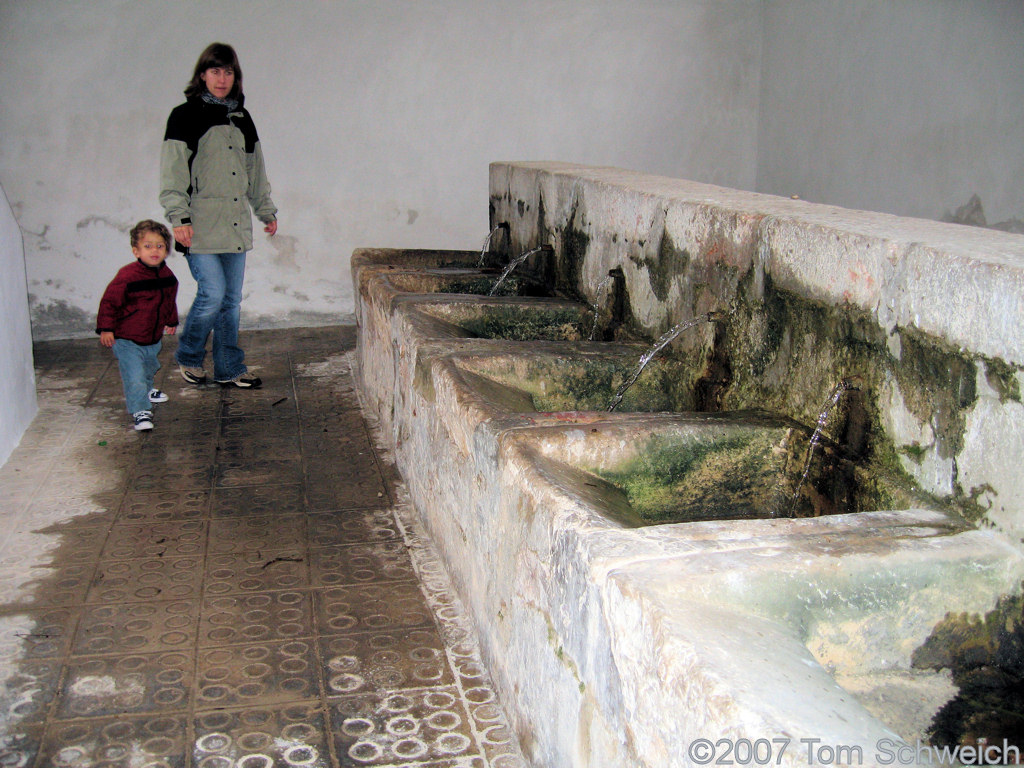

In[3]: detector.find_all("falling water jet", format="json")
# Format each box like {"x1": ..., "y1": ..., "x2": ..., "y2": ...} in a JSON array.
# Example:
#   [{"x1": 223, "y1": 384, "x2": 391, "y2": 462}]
[
  {"x1": 488, "y1": 246, "x2": 544, "y2": 296},
  {"x1": 786, "y1": 379, "x2": 858, "y2": 516},
  {"x1": 607, "y1": 311, "x2": 720, "y2": 412},
  {"x1": 588, "y1": 275, "x2": 613, "y2": 341},
  {"x1": 477, "y1": 224, "x2": 503, "y2": 267}
]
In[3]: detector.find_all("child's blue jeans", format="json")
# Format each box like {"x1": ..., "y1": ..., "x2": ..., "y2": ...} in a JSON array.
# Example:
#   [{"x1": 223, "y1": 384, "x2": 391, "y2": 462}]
[{"x1": 113, "y1": 338, "x2": 161, "y2": 414}]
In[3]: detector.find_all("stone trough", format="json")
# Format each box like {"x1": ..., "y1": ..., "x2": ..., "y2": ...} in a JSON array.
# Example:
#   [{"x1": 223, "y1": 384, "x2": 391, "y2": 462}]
[{"x1": 352, "y1": 163, "x2": 1024, "y2": 767}]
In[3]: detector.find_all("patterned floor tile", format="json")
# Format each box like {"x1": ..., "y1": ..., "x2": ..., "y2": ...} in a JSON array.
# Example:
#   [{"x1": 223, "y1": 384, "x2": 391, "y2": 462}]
[
  {"x1": 3, "y1": 329, "x2": 526, "y2": 767},
  {"x1": 307, "y1": 509, "x2": 401, "y2": 545},
  {"x1": 87, "y1": 555, "x2": 204, "y2": 604},
  {"x1": 39, "y1": 714, "x2": 188, "y2": 768},
  {"x1": 207, "y1": 516, "x2": 307, "y2": 555},
  {"x1": 73, "y1": 600, "x2": 198, "y2": 656},
  {"x1": 102, "y1": 520, "x2": 207, "y2": 560},
  {"x1": 204, "y1": 550, "x2": 310, "y2": 595},
  {"x1": 118, "y1": 490, "x2": 210, "y2": 523},
  {"x1": 193, "y1": 703, "x2": 329, "y2": 768},
  {"x1": 314, "y1": 583, "x2": 434, "y2": 635},
  {"x1": 320, "y1": 626, "x2": 452, "y2": 696},
  {"x1": 195, "y1": 639, "x2": 320, "y2": 709},
  {"x1": 199, "y1": 591, "x2": 313, "y2": 646},
  {"x1": 210, "y1": 484, "x2": 306, "y2": 518},
  {"x1": 310, "y1": 540, "x2": 416, "y2": 587},
  {"x1": 329, "y1": 687, "x2": 481, "y2": 766},
  {"x1": 215, "y1": 458, "x2": 304, "y2": 488},
  {"x1": 55, "y1": 650, "x2": 192, "y2": 719}
]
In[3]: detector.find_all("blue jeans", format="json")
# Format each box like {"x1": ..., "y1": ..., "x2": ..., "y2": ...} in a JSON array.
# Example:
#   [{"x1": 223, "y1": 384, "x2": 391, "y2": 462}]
[
  {"x1": 175, "y1": 252, "x2": 248, "y2": 381},
  {"x1": 113, "y1": 338, "x2": 161, "y2": 414}
]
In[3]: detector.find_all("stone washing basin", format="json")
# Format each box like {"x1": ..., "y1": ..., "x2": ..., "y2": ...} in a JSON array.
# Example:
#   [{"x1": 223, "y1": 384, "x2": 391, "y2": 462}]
[
  {"x1": 518, "y1": 413, "x2": 943, "y2": 527},
  {"x1": 444, "y1": 345, "x2": 698, "y2": 414},
  {"x1": 408, "y1": 296, "x2": 594, "y2": 341}
]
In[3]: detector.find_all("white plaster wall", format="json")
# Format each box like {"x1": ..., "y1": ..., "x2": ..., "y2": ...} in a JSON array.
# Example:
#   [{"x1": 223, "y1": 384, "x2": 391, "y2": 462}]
[
  {"x1": 757, "y1": 0, "x2": 1024, "y2": 225},
  {"x1": 0, "y1": 0, "x2": 763, "y2": 340},
  {"x1": 0, "y1": 183, "x2": 37, "y2": 467}
]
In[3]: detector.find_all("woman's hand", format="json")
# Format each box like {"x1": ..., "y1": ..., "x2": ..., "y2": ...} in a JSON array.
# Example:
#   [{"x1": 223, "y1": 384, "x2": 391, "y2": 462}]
[
  {"x1": 99, "y1": 331, "x2": 115, "y2": 348},
  {"x1": 264, "y1": 220, "x2": 278, "y2": 236},
  {"x1": 173, "y1": 225, "x2": 193, "y2": 248}
]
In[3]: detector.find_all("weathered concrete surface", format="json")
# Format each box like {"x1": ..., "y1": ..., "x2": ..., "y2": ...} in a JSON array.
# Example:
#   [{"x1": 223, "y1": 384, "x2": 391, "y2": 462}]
[
  {"x1": 490, "y1": 162, "x2": 1024, "y2": 540},
  {"x1": 354, "y1": 164, "x2": 1024, "y2": 767}
]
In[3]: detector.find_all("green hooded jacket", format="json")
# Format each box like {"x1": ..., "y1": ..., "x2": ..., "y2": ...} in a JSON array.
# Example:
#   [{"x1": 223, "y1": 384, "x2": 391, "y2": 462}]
[{"x1": 159, "y1": 94, "x2": 277, "y2": 254}]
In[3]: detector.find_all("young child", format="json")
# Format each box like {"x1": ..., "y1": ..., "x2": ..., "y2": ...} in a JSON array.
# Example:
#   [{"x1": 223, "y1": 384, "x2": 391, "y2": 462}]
[{"x1": 96, "y1": 220, "x2": 179, "y2": 430}]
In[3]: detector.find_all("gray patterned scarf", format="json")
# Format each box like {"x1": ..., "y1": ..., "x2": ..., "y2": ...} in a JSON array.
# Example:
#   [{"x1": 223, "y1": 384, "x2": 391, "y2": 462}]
[{"x1": 201, "y1": 91, "x2": 239, "y2": 112}]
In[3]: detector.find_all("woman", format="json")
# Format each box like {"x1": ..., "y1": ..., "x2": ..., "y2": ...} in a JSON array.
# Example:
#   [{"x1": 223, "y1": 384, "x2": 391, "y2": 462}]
[{"x1": 160, "y1": 42, "x2": 277, "y2": 388}]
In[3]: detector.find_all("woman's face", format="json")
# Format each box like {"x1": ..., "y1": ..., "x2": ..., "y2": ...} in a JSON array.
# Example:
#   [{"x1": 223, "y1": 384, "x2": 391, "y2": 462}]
[{"x1": 201, "y1": 66, "x2": 235, "y2": 99}]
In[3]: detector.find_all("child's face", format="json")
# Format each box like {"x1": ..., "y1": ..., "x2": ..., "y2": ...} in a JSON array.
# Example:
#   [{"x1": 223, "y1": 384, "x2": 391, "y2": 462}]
[
  {"x1": 133, "y1": 232, "x2": 169, "y2": 268},
  {"x1": 201, "y1": 66, "x2": 235, "y2": 99}
]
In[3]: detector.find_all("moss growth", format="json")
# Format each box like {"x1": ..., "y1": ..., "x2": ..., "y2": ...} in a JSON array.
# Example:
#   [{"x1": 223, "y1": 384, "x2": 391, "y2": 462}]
[
  {"x1": 912, "y1": 586, "x2": 1024, "y2": 749},
  {"x1": 893, "y1": 328, "x2": 977, "y2": 460},
  {"x1": 984, "y1": 357, "x2": 1022, "y2": 403},
  {"x1": 594, "y1": 432, "x2": 801, "y2": 523},
  {"x1": 640, "y1": 229, "x2": 690, "y2": 303},
  {"x1": 458, "y1": 307, "x2": 585, "y2": 341},
  {"x1": 899, "y1": 442, "x2": 928, "y2": 464},
  {"x1": 519, "y1": 356, "x2": 696, "y2": 413}
]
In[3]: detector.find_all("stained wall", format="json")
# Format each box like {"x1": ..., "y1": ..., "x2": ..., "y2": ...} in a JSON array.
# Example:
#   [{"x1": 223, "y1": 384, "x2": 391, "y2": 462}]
[
  {"x1": 0, "y1": 183, "x2": 37, "y2": 466},
  {"x1": 0, "y1": 0, "x2": 763, "y2": 340}
]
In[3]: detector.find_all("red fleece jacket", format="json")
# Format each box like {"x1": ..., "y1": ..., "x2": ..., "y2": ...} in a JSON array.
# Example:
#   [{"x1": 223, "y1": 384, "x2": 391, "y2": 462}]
[{"x1": 96, "y1": 260, "x2": 179, "y2": 345}]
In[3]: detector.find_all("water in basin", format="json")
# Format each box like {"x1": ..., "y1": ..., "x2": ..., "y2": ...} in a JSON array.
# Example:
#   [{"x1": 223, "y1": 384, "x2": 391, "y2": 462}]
[
  {"x1": 414, "y1": 300, "x2": 593, "y2": 341},
  {"x1": 530, "y1": 412, "x2": 942, "y2": 525}
]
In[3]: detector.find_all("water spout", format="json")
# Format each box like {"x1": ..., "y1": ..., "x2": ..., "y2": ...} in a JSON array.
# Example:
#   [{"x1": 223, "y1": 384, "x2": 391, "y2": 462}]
[
  {"x1": 478, "y1": 223, "x2": 509, "y2": 267},
  {"x1": 787, "y1": 379, "x2": 859, "y2": 516},
  {"x1": 489, "y1": 245, "x2": 545, "y2": 296},
  {"x1": 607, "y1": 312, "x2": 720, "y2": 412}
]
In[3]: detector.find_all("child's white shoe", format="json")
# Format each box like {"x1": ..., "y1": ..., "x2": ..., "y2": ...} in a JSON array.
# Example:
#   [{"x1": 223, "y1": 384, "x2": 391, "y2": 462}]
[
  {"x1": 133, "y1": 410, "x2": 154, "y2": 431},
  {"x1": 148, "y1": 389, "x2": 169, "y2": 403}
]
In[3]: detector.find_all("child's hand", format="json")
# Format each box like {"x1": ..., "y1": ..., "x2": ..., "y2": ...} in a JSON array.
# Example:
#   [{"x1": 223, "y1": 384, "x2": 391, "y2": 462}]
[
  {"x1": 99, "y1": 332, "x2": 115, "y2": 348},
  {"x1": 264, "y1": 220, "x2": 278, "y2": 236},
  {"x1": 164, "y1": 326, "x2": 177, "y2": 336}
]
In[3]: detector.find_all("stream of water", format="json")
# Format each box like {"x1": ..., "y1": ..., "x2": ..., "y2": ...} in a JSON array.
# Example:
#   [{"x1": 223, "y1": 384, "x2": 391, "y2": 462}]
[
  {"x1": 477, "y1": 225, "x2": 502, "y2": 267},
  {"x1": 786, "y1": 379, "x2": 857, "y2": 515},
  {"x1": 488, "y1": 246, "x2": 544, "y2": 296},
  {"x1": 607, "y1": 312, "x2": 718, "y2": 412}
]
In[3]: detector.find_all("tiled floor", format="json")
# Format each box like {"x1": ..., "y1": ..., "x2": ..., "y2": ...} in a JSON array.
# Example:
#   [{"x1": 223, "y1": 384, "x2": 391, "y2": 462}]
[{"x1": 0, "y1": 325, "x2": 526, "y2": 768}]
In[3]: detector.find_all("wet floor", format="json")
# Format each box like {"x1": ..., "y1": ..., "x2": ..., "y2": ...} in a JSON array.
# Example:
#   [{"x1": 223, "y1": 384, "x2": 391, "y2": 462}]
[{"x1": 0, "y1": 325, "x2": 526, "y2": 768}]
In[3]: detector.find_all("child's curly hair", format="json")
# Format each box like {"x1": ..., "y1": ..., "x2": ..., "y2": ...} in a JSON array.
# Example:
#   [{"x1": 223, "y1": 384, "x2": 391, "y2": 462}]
[{"x1": 130, "y1": 220, "x2": 172, "y2": 251}]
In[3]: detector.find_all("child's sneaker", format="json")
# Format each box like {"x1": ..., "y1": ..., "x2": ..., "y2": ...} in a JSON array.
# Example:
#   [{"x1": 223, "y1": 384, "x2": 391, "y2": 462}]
[
  {"x1": 133, "y1": 411, "x2": 154, "y2": 431},
  {"x1": 148, "y1": 389, "x2": 169, "y2": 403},
  {"x1": 178, "y1": 364, "x2": 207, "y2": 385},
  {"x1": 216, "y1": 373, "x2": 263, "y2": 389}
]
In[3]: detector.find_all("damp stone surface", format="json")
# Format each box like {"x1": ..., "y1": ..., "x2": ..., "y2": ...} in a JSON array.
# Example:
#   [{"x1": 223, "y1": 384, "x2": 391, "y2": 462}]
[
  {"x1": 353, "y1": 163, "x2": 1024, "y2": 767},
  {"x1": 0, "y1": 327, "x2": 526, "y2": 768}
]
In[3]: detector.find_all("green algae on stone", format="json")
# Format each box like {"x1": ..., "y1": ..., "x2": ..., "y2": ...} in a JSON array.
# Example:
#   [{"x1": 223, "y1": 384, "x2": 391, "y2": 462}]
[
  {"x1": 592, "y1": 431, "x2": 802, "y2": 523},
  {"x1": 984, "y1": 357, "x2": 1022, "y2": 403},
  {"x1": 911, "y1": 586, "x2": 1024, "y2": 749},
  {"x1": 457, "y1": 306, "x2": 586, "y2": 342}
]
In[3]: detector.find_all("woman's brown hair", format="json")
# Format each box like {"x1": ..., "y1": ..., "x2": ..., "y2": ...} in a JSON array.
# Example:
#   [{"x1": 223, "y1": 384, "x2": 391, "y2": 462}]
[{"x1": 184, "y1": 42, "x2": 243, "y2": 99}]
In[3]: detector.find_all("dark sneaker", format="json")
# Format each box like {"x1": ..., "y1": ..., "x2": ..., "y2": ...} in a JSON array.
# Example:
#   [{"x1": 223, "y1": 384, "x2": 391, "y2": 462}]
[
  {"x1": 133, "y1": 410, "x2": 154, "y2": 431},
  {"x1": 179, "y1": 364, "x2": 207, "y2": 385},
  {"x1": 148, "y1": 389, "x2": 169, "y2": 403},
  {"x1": 216, "y1": 374, "x2": 262, "y2": 389}
]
